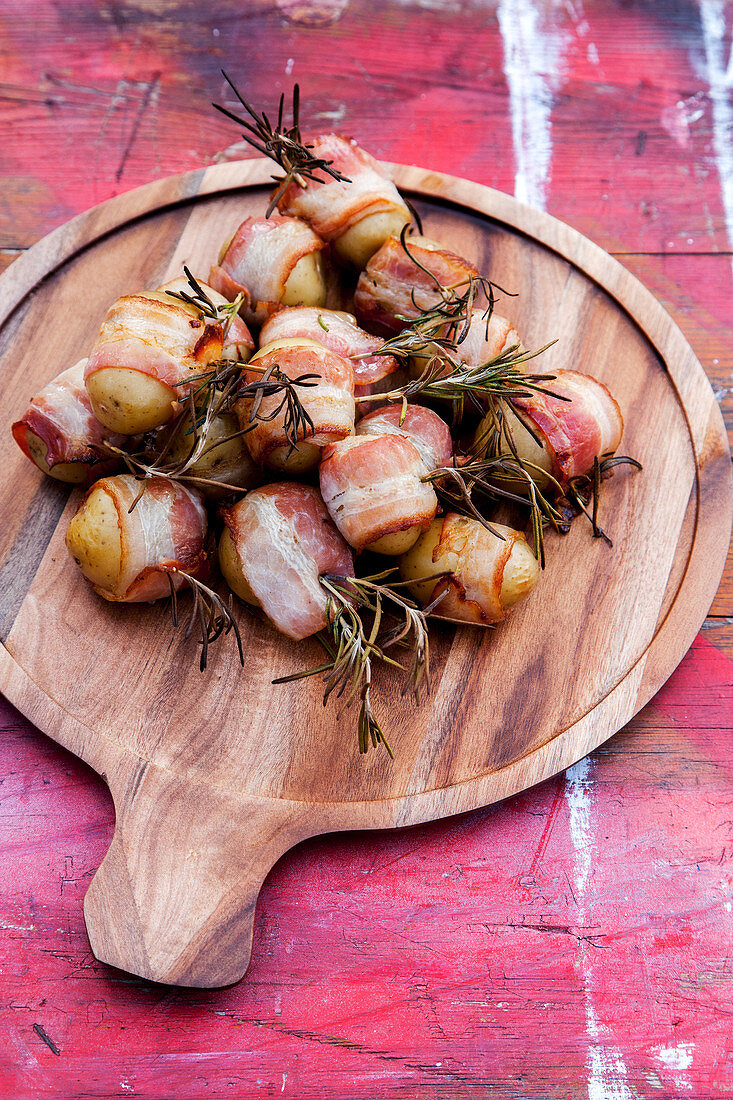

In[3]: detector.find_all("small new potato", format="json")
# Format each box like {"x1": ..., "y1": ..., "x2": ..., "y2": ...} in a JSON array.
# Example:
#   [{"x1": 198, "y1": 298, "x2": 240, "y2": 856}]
[
  {"x1": 218, "y1": 527, "x2": 261, "y2": 607},
  {"x1": 281, "y1": 252, "x2": 328, "y2": 307},
  {"x1": 334, "y1": 209, "x2": 412, "y2": 268},
  {"x1": 167, "y1": 410, "x2": 261, "y2": 497},
  {"x1": 65, "y1": 484, "x2": 123, "y2": 592},
  {"x1": 399, "y1": 517, "x2": 539, "y2": 623},
  {"x1": 86, "y1": 368, "x2": 177, "y2": 435},
  {"x1": 474, "y1": 407, "x2": 554, "y2": 491},
  {"x1": 366, "y1": 526, "x2": 422, "y2": 556},
  {"x1": 24, "y1": 429, "x2": 89, "y2": 484}
]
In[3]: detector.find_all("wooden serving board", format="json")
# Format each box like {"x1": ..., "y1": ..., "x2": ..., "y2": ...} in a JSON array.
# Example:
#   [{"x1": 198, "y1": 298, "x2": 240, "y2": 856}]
[{"x1": 0, "y1": 161, "x2": 730, "y2": 989}]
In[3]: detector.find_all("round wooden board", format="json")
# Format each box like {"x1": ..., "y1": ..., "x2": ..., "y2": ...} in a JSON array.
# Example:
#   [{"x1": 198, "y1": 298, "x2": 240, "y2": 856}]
[{"x1": 0, "y1": 161, "x2": 730, "y2": 988}]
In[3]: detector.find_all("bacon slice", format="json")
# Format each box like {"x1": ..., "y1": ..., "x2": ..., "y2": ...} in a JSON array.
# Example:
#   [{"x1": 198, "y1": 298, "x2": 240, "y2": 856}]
[
  {"x1": 72, "y1": 475, "x2": 208, "y2": 603},
  {"x1": 209, "y1": 216, "x2": 326, "y2": 325},
  {"x1": 221, "y1": 483, "x2": 354, "y2": 640},
  {"x1": 235, "y1": 341, "x2": 354, "y2": 466},
  {"x1": 260, "y1": 307, "x2": 400, "y2": 398},
  {"x1": 430, "y1": 514, "x2": 523, "y2": 625},
  {"x1": 354, "y1": 235, "x2": 479, "y2": 334},
  {"x1": 455, "y1": 309, "x2": 521, "y2": 367},
  {"x1": 319, "y1": 434, "x2": 437, "y2": 550},
  {"x1": 156, "y1": 278, "x2": 254, "y2": 360},
  {"x1": 84, "y1": 294, "x2": 226, "y2": 394},
  {"x1": 277, "y1": 134, "x2": 409, "y2": 242},
  {"x1": 12, "y1": 359, "x2": 125, "y2": 479},
  {"x1": 512, "y1": 369, "x2": 624, "y2": 484},
  {"x1": 356, "y1": 404, "x2": 453, "y2": 473}
]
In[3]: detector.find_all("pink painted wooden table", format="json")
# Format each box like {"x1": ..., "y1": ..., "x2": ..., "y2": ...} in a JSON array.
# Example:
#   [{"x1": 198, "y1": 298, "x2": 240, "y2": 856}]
[{"x1": 1, "y1": 2, "x2": 731, "y2": 1096}]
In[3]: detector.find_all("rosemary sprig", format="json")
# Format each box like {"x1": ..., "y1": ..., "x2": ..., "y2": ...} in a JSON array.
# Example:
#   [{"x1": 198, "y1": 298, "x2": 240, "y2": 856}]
[
  {"x1": 565, "y1": 454, "x2": 643, "y2": 545},
  {"x1": 167, "y1": 570, "x2": 244, "y2": 672},
  {"x1": 356, "y1": 341, "x2": 560, "y2": 427},
  {"x1": 164, "y1": 266, "x2": 246, "y2": 341},
  {"x1": 273, "y1": 571, "x2": 442, "y2": 756},
  {"x1": 213, "y1": 74, "x2": 351, "y2": 216},
  {"x1": 424, "y1": 455, "x2": 565, "y2": 566}
]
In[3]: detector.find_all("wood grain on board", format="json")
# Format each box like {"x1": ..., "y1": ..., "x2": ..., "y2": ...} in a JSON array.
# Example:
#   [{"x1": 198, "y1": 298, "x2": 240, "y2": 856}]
[{"x1": 0, "y1": 161, "x2": 729, "y2": 986}]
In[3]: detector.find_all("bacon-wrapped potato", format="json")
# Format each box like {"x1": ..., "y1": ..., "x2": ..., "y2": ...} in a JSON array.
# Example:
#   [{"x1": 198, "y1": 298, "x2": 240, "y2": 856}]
[
  {"x1": 410, "y1": 308, "x2": 522, "y2": 383},
  {"x1": 399, "y1": 515, "x2": 539, "y2": 625},
  {"x1": 235, "y1": 337, "x2": 355, "y2": 473},
  {"x1": 163, "y1": 408, "x2": 262, "y2": 499},
  {"x1": 474, "y1": 369, "x2": 624, "y2": 489},
  {"x1": 355, "y1": 403, "x2": 453, "y2": 473},
  {"x1": 219, "y1": 482, "x2": 354, "y2": 640},
  {"x1": 84, "y1": 280, "x2": 254, "y2": 436},
  {"x1": 209, "y1": 215, "x2": 327, "y2": 326},
  {"x1": 12, "y1": 359, "x2": 126, "y2": 484},
  {"x1": 260, "y1": 307, "x2": 402, "y2": 401},
  {"x1": 65, "y1": 475, "x2": 208, "y2": 603},
  {"x1": 277, "y1": 134, "x2": 410, "y2": 267},
  {"x1": 320, "y1": 433, "x2": 438, "y2": 555},
  {"x1": 354, "y1": 235, "x2": 479, "y2": 334}
]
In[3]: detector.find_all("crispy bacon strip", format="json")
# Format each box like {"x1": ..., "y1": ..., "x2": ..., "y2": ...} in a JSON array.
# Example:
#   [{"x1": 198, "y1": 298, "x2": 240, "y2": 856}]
[
  {"x1": 236, "y1": 341, "x2": 354, "y2": 466},
  {"x1": 84, "y1": 294, "x2": 226, "y2": 394},
  {"x1": 429, "y1": 514, "x2": 522, "y2": 625},
  {"x1": 74, "y1": 475, "x2": 208, "y2": 603},
  {"x1": 260, "y1": 307, "x2": 401, "y2": 398},
  {"x1": 12, "y1": 359, "x2": 125, "y2": 479},
  {"x1": 209, "y1": 216, "x2": 326, "y2": 325},
  {"x1": 512, "y1": 369, "x2": 624, "y2": 484},
  {"x1": 356, "y1": 403, "x2": 453, "y2": 473},
  {"x1": 354, "y1": 235, "x2": 479, "y2": 334},
  {"x1": 221, "y1": 483, "x2": 354, "y2": 640},
  {"x1": 277, "y1": 133, "x2": 409, "y2": 242},
  {"x1": 319, "y1": 434, "x2": 437, "y2": 551}
]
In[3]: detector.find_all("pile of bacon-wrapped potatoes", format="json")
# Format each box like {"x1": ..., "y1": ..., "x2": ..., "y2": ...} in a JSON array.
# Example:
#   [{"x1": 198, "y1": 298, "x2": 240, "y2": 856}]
[{"x1": 12, "y1": 131, "x2": 626, "y2": 727}]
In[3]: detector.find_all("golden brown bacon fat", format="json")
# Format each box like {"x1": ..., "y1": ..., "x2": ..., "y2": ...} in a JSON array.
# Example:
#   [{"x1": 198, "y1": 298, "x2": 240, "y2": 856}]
[
  {"x1": 65, "y1": 474, "x2": 208, "y2": 603},
  {"x1": 12, "y1": 359, "x2": 125, "y2": 484},
  {"x1": 209, "y1": 215, "x2": 327, "y2": 326},
  {"x1": 354, "y1": 234, "x2": 479, "y2": 334},
  {"x1": 219, "y1": 483, "x2": 354, "y2": 641}
]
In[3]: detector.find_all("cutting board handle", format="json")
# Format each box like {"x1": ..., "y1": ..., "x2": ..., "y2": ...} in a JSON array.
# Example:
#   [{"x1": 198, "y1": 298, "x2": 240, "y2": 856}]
[{"x1": 83, "y1": 760, "x2": 307, "y2": 987}]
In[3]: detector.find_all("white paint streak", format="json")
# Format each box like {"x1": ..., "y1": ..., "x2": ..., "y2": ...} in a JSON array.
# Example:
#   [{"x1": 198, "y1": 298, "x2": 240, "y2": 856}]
[
  {"x1": 699, "y1": 1, "x2": 733, "y2": 272},
  {"x1": 565, "y1": 757, "x2": 593, "y2": 896},
  {"x1": 497, "y1": 0, "x2": 567, "y2": 210},
  {"x1": 653, "y1": 1043, "x2": 695, "y2": 1092},
  {"x1": 565, "y1": 759, "x2": 633, "y2": 1100}
]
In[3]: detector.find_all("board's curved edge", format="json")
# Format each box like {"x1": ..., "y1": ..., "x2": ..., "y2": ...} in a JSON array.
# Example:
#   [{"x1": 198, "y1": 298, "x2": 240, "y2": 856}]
[{"x1": 0, "y1": 160, "x2": 730, "y2": 830}]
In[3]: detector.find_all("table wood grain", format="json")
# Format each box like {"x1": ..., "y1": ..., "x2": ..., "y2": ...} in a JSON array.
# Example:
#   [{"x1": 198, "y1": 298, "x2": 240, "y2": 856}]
[{"x1": 1, "y1": 0, "x2": 731, "y2": 1096}]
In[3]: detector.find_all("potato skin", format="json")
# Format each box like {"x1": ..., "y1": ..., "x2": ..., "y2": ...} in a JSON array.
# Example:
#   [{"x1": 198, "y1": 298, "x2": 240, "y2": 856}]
[
  {"x1": 281, "y1": 252, "x2": 327, "y2": 307},
  {"x1": 167, "y1": 411, "x2": 261, "y2": 497},
  {"x1": 25, "y1": 429, "x2": 89, "y2": 484},
  {"x1": 86, "y1": 368, "x2": 177, "y2": 435},
  {"x1": 333, "y1": 209, "x2": 411, "y2": 268},
  {"x1": 366, "y1": 526, "x2": 422, "y2": 556},
  {"x1": 474, "y1": 407, "x2": 554, "y2": 491},
  {"x1": 218, "y1": 527, "x2": 261, "y2": 606},
  {"x1": 65, "y1": 484, "x2": 123, "y2": 591},
  {"x1": 399, "y1": 517, "x2": 539, "y2": 623}
]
